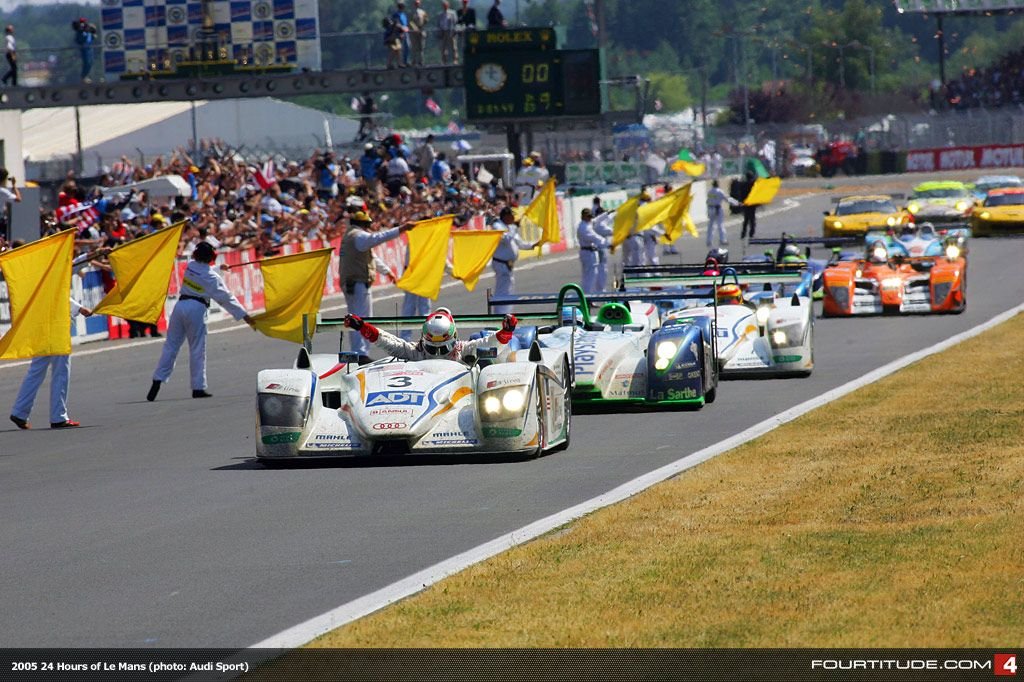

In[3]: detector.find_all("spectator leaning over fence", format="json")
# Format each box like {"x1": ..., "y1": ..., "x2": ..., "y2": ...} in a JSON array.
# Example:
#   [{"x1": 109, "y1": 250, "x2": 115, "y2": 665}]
[
  {"x1": 408, "y1": 0, "x2": 429, "y2": 67},
  {"x1": 438, "y1": 0, "x2": 458, "y2": 65},
  {"x1": 2, "y1": 25, "x2": 16, "y2": 87}
]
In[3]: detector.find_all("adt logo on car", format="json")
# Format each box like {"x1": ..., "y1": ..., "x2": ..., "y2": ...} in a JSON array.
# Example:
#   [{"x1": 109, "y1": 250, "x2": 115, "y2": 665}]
[{"x1": 366, "y1": 391, "x2": 425, "y2": 406}]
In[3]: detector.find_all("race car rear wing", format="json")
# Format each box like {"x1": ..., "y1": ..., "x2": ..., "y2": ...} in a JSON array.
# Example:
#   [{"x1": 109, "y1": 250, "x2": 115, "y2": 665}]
[
  {"x1": 620, "y1": 269, "x2": 811, "y2": 295},
  {"x1": 302, "y1": 311, "x2": 561, "y2": 355},
  {"x1": 748, "y1": 235, "x2": 860, "y2": 247},
  {"x1": 830, "y1": 193, "x2": 904, "y2": 203}
]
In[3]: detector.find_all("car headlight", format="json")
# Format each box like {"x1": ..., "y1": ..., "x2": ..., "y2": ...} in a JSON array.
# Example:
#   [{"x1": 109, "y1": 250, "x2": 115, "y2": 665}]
[
  {"x1": 656, "y1": 341, "x2": 677, "y2": 360},
  {"x1": 501, "y1": 388, "x2": 525, "y2": 412},
  {"x1": 955, "y1": 201, "x2": 969, "y2": 211},
  {"x1": 979, "y1": 210, "x2": 991, "y2": 220},
  {"x1": 832, "y1": 220, "x2": 843, "y2": 229},
  {"x1": 872, "y1": 245, "x2": 888, "y2": 262},
  {"x1": 908, "y1": 202, "x2": 920, "y2": 214},
  {"x1": 886, "y1": 216, "x2": 896, "y2": 227},
  {"x1": 654, "y1": 357, "x2": 671, "y2": 371},
  {"x1": 771, "y1": 330, "x2": 788, "y2": 345},
  {"x1": 755, "y1": 306, "x2": 771, "y2": 326},
  {"x1": 882, "y1": 277, "x2": 902, "y2": 290},
  {"x1": 483, "y1": 396, "x2": 502, "y2": 415},
  {"x1": 855, "y1": 269, "x2": 863, "y2": 278},
  {"x1": 945, "y1": 244, "x2": 960, "y2": 260}
]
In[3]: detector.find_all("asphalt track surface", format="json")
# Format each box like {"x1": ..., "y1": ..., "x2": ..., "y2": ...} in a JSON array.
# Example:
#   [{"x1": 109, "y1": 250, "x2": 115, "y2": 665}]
[{"x1": 2, "y1": 174, "x2": 1023, "y2": 647}]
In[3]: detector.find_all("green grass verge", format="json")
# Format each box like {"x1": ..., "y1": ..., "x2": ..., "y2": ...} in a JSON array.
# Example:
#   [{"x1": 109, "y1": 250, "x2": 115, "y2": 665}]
[{"x1": 309, "y1": 313, "x2": 1024, "y2": 647}]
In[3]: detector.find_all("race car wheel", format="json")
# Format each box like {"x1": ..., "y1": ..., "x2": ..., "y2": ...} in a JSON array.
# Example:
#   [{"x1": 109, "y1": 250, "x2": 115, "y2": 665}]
[{"x1": 704, "y1": 385, "x2": 717, "y2": 405}]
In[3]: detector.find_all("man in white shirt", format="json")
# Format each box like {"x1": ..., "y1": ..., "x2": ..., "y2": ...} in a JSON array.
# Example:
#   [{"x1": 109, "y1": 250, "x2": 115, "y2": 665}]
[
  {"x1": 490, "y1": 206, "x2": 536, "y2": 313},
  {"x1": 147, "y1": 242, "x2": 255, "y2": 401},
  {"x1": 576, "y1": 208, "x2": 614, "y2": 293},
  {"x1": 437, "y1": 0, "x2": 458, "y2": 65}
]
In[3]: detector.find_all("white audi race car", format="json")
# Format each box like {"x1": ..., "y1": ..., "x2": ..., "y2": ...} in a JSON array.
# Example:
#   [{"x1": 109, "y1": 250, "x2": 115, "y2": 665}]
[
  {"x1": 256, "y1": 314, "x2": 572, "y2": 463},
  {"x1": 620, "y1": 267, "x2": 816, "y2": 377},
  {"x1": 489, "y1": 285, "x2": 720, "y2": 407}
]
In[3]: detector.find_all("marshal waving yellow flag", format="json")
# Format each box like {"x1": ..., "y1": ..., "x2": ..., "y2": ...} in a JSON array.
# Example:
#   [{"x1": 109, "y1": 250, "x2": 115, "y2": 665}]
[
  {"x1": 517, "y1": 178, "x2": 560, "y2": 245},
  {"x1": 610, "y1": 194, "x2": 642, "y2": 247},
  {"x1": 451, "y1": 230, "x2": 503, "y2": 292},
  {"x1": 0, "y1": 229, "x2": 75, "y2": 359},
  {"x1": 636, "y1": 184, "x2": 698, "y2": 241},
  {"x1": 397, "y1": 215, "x2": 453, "y2": 300},
  {"x1": 744, "y1": 176, "x2": 781, "y2": 206},
  {"x1": 250, "y1": 248, "x2": 333, "y2": 344},
  {"x1": 93, "y1": 221, "x2": 186, "y2": 324}
]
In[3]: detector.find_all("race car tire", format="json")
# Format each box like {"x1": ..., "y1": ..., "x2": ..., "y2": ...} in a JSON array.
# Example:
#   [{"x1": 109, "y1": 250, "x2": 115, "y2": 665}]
[
  {"x1": 704, "y1": 385, "x2": 717, "y2": 405},
  {"x1": 551, "y1": 361, "x2": 572, "y2": 452}
]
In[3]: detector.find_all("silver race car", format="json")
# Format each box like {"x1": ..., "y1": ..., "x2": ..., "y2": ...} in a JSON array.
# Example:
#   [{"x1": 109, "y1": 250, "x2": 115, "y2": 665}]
[{"x1": 256, "y1": 314, "x2": 572, "y2": 463}]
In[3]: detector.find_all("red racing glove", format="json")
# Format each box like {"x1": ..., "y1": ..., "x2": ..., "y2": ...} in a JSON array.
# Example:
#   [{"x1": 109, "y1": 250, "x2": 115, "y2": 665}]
[{"x1": 345, "y1": 314, "x2": 379, "y2": 342}]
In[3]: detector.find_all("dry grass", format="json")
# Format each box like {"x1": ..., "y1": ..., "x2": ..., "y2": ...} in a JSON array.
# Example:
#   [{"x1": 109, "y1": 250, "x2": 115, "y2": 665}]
[{"x1": 309, "y1": 314, "x2": 1024, "y2": 648}]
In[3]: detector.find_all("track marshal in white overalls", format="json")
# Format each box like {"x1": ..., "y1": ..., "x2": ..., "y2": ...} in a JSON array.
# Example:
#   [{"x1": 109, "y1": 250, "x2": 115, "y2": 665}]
[{"x1": 490, "y1": 206, "x2": 535, "y2": 314}]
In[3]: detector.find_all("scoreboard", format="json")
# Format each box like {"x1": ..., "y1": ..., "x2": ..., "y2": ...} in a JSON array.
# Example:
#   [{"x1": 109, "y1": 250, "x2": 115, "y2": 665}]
[{"x1": 464, "y1": 28, "x2": 602, "y2": 121}]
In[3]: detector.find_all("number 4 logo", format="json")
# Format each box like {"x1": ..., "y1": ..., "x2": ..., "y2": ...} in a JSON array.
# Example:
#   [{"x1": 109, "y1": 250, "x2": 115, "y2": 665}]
[{"x1": 995, "y1": 653, "x2": 1017, "y2": 676}]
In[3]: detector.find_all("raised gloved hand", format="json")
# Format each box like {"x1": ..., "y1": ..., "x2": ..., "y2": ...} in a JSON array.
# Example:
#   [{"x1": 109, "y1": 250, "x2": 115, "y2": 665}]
[
  {"x1": 502, "y1": 314, "x2": 517, "y2": 332},
  {"x1": 344, "y1": 314, "x2": 364, "y2": 330}
]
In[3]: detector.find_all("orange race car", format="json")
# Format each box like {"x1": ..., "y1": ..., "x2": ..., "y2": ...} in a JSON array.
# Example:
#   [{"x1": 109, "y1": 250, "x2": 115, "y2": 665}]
[{"x1": 822, "y1": 239, "x2": 966, "y2": 316}]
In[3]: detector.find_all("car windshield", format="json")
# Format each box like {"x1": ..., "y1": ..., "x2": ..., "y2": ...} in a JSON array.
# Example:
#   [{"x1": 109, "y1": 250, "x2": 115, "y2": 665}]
[
  {"x1": 984, "y1": 193, "x2": 1024, "y2": 207},
  {"x1": 977, "y1": 179, "x2": 1022, "y2": 192},
  {"x1": 913, "y1": 188, "x2": 969, "y2": 199},
  {"x1": 836, "y1": 200, "x2": 896, "y2": 215}
]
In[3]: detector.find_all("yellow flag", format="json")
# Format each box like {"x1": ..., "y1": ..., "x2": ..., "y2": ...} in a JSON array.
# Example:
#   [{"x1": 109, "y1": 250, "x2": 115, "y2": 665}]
[
  {"x1": 0, "y1": 229, "x2": 75, "y2": 359},
  {"x1": 671, "y1": 159, "x2": 706, "y2": 177},
  {"x1": 744, "y1": 177, "x2": 781, "y2": 206},
  {"x1": 451, "y1": 230, "x2": 503, "y2": 292},
  {"x1": 611, "y1": 194, "x2": 641, "y2": 247},
  {"x1": 518, "y1": 178, "x2": 560, "y2": 245},
  {"x1": 93, "y1": 221, "x2": 185, "y2": 324},
  {"x1": 636, "y1": 184, "x2": 697, "y2": 240},
  {"x1": 251, "y1": 248, "x2": 333, "y2": 344},
  {"x1": 397, "y1": 215, "x2": 453, "y2": 300}
]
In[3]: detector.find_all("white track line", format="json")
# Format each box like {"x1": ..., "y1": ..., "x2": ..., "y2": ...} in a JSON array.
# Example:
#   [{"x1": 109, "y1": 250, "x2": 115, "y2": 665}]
[{"x1": 251, "y1": 301, "x2": 1024, "y2": 649}]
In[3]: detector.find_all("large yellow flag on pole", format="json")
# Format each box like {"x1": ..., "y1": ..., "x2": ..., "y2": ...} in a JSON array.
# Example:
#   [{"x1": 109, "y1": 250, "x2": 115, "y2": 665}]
[
  {"x1": 744, "y1": 177, "x2": 781, "y2": 206},
  {"x1": 636, "y1": 184, "x2": 698, "y2": 241},
  {"x1": 250, "y1": 248, "x2": 333, "y2": 344},
  {"x1": 93, "y1": 221, "x2": 186, "y2": 324},
  {"x1": 451, "y1": 230, "x2": 503, "y2": 292},
  {"x1": 610, "y1": 194, "x2": 642, "y2": 247},
  {"x1": 517, "y1": 178, "x2": 560, "y2": 245},
  {"x1": 0, "y1": 229, "x2": 75, "y2": 359},
  {"x1": 397, "y1": 215, "x2": 453, "y2": 300}
]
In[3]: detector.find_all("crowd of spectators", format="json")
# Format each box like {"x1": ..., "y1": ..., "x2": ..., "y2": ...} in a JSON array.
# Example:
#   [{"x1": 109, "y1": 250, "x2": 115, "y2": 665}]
[
  {"x1": 941, "y1": 47, "x2": 1024, "y2": 110},
  {"x1": 0, "y1": 134, "x2": 524, "y2": 260}
]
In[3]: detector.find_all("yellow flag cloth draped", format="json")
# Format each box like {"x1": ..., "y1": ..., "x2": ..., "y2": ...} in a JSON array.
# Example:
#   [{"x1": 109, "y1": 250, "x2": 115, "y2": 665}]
[
  {"x1": 251, "y1": 248, "x2": 333, "y2": 344},
  {"x1": 671, "y1": 159, "x2": 706, "y2": 177},
  {"x1": 397, "y1": 215, "x2": 453, "y2": 300},
  {"x1": 636, "y1": 184, "x2": 698, "y2": 241},
  {"x1": 451, "y1": 230, "x2": 503, "y2": 292},
  {"x1": 744, "y1": 177, "x2": 781, "y2": 206},
  {"x1": 517, "y1": 178, "x2": 560, "y2": 245},
  {"x1": 0, "y1": 229, "x2": 75, "y2": 359},
  {"x1": 610, "y1": 194, "x2": 641, "y2": 247},
  {"x1": 93, "y1": 221, "x2": 185, "y2": 324}
]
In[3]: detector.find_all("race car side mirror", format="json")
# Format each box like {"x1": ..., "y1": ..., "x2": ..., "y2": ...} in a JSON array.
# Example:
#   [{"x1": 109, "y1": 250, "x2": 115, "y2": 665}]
[{"x1": 529, "y1": 340, "x2": 543, "y2": 363}]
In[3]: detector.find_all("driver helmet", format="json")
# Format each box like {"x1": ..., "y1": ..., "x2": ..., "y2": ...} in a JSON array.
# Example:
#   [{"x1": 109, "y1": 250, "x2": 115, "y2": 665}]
[
  {"x1": 421, "y1": 308, "x2": 458, "y2": 356},
  {"x1": 706, "y1": 247, "x2": 729, "y2": 264},
  {"x1": 780, "y1": 243, "x2": 802, "y2": 261},
  {"x1": 868, "y1": 240, "x2": 889, "y2": 264},
  {"x1": 716, "y1": 283, "x2": 743, "y2": 305},
  {"x1": 702, "y1": 257, "x2": 720, "y2": 276},
  {"x1": 899, "y1": 224, "x2": 916, "y2": 239}
]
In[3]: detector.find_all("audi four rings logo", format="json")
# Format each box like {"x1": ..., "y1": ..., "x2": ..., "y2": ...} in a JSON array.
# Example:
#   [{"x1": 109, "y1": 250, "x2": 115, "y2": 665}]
[{"x1": 372, "y1": 423, "x2": 407, "y2": 430}]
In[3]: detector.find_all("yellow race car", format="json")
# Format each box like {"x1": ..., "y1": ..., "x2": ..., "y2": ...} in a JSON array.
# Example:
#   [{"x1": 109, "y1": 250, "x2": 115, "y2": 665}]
[
  {"x1": 971, "y1": 187, "x2": 1024, "y2": 236},
  {"x1": 822, "y1": 195, "x2": 909, "y2": 238}
]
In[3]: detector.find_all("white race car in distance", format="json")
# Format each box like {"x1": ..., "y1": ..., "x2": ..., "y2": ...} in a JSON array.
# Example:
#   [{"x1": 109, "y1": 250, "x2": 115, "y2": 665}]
[{"x1": 256, "y1": 314, "x2": 572, "y2": 463}]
